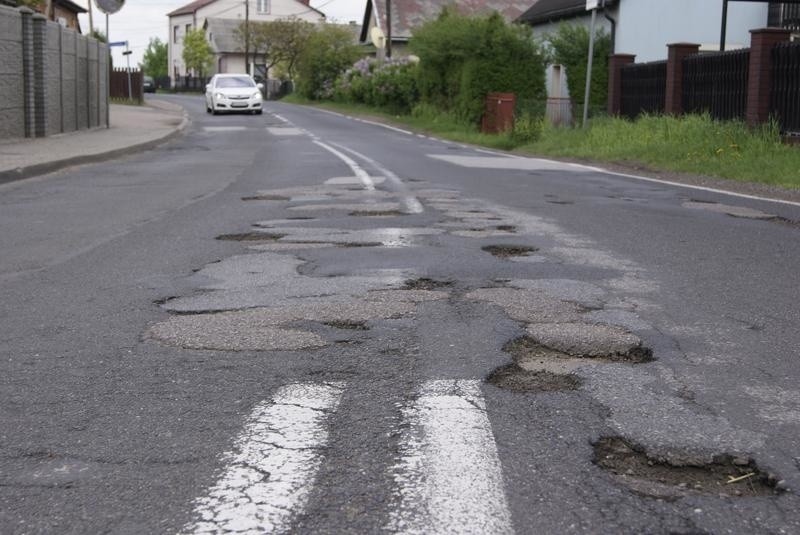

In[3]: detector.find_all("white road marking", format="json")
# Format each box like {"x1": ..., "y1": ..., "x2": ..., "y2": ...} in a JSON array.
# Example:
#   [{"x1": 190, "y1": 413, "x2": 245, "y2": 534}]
[
  {"x1": 428, "y1": 154, "x2": 591, "y2": 172},
  {"x1": 310, "y1": 107, "x2": 414, "y2": 135},
  {"x1": 182, "y1": 382, "x2": 345, "y2": 534},
  {"x1": 312, "y1": 140, "x2": 375, "y2": 190},
  {"x1": 387, "y1": 380, "x2": 514, "y2": 535},
  {"x1": 266, "y1": 127, "x2": 304, "y2": 136},
  {"x1": 271, "y1": 114, "x2": 290, "y2": 123},
  {"x1": 203, "y1": 126, "x2": 248, "y2": 132},
  {"x1": 332, "y1": 143, "x2": 424, "y2": 214}
]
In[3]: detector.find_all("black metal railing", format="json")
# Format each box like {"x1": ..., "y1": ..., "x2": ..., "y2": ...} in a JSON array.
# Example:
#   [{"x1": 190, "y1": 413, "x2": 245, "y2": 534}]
[
  {"x1": 781, "y1": 4, "x2": 800, "y2": 31},
  {"x1": 682, "y1": 49, "x2": 749, "y2": 121},
  {"x1": 171, "y1": 75, "x2": 209, "y2": 92},
  {"x1": 771, "y1": 41, "x2": 800, "y2": 134},
  {"x1": 620, "y1": 60, "x2": 667, "y2": 119}
]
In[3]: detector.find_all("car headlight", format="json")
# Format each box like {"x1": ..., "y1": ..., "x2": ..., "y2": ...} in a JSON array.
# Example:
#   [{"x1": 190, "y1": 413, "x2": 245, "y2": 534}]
[
  {"x1": 252, "y1": 92, "x2": 261, "y2": 99},
  {"x1": 215, "y1": 93, "x2": 225, "y2": 100}
]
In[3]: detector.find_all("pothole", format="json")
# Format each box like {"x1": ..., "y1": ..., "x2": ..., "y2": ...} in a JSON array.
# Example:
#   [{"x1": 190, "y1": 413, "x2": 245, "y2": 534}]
[
  {"x1": 482, "y1": 245, "x2": 539, "y2": 258},
  {"x1": 495, "y1": 225, "x2": 517, "y2": 232},
  {"x1": 323, "y1": 320, "x2": 369, "y2": 330},
  {"x1": 241, "y1": 194, "x2": 291, "y2": 201},
  {"x1": 546, "y1": 200, "x2": 574, "y2": 205},
  {"x1": 336, "y1": 242, "x2": 383, "y2": 248},
  {"x1": 286, "y1": 216, "x2": 316, "y2": 220},
  {"x1": 349, "y1": 210, "x2": 406, "y2": 217},
  {"x1": 594, "y1": 437, "x2": 784, "y2": 498},
  {"x1": 525, "y1": 324, "x2": 654, "y2": 363},
  {"x1": 216, "y1": 232, "x2": 286, "y2": 242},
  {"x1": 487, "y1": 363, "x2": 582, "y2": 392},
  {"x1": 402, "y1": 278, "x2": 454, "y2": 291}
]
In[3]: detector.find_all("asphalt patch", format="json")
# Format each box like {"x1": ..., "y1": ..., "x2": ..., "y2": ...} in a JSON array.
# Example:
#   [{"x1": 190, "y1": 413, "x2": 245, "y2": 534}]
[
  {"x1": 495, "y1": 225, "x2": 517, "y2": 232},
  {"x1": 487, "y1": 363, "x2": 582, "y2": 393},
  {"x1": 402, "y1": 278, "x2": 454, "y2": 291},
  {"x1": 336, "y1": 242, "x2": 383, "y2": 248},
  {"x1": 594, "y1": 437, "x2": 783, "y2": 498},
  {"x1": 216, "y1": 232, "x2": 286, "y2": 242},
  {"x1": 482, "y1": 245, "x2": 539, "y2": 258},
  {"x1": 526, "y1": 323, "x2": 654, "y2": 363}
]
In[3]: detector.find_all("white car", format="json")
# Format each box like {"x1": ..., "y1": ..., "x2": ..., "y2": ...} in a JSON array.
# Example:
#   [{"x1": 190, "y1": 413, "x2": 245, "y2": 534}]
[{"x1": 205, "y1": 74, "x2": 263, "y2": 115}]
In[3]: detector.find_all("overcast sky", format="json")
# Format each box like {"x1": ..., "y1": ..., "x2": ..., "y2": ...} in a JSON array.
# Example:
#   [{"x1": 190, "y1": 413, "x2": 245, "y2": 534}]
[{"x1": 80, "y1": 0, "x2": 367, "y2": 67}]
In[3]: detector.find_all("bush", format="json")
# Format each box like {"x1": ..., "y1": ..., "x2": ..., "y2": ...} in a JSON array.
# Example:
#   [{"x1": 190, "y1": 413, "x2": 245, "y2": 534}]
[
  {"x1": 410, "y1": 9, "x2": 546, "y2": 124},
  {"x1": 511, "y1": 111, "x2": 543, "y2": 144},
  {"x1": 296, "y1": 25, "x2": 361, "y2": 100},
  {"x1": 545, "y1": 23, "x2": 611, "y2": 113},
  {"x1": 335, "y1": 57, "x2": 420, "y2": 114}
]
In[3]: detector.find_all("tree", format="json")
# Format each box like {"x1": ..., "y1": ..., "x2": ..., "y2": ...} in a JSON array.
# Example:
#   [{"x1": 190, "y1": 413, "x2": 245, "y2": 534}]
[
  {"x1": 236, "y1": 18, "x2": 314, "y2": 80},
  {"x1": 89, "y1": 29, "x2": 106, "y2": 43},
  {"x1": 140, "y1": 37, "x2": 168, "y2": 78},
  {"x1": 296, "y1": 25, "x2": 360, "y2": 100},
  {"x1": 545, "y1": 23, "x2": 611, "y2": 114},
  {"x1": 182, "y1": 28, "x2": 213, "y2": 78}
]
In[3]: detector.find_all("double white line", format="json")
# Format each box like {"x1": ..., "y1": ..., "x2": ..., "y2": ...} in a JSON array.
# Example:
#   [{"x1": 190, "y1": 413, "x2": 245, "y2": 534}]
[{"x1": 182, "y1": 380, "x2": 513, "y2": 534}]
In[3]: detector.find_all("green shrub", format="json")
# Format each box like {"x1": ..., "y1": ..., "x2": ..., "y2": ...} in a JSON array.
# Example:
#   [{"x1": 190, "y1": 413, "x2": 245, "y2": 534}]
[
  {"x1": 544, "y1": 23, "x2": 611, "y2": 113},
  {"x1": 335, "y1": 58, "x2": 420, "y2": 114},
  {"x1": 511, "y1": 111, "x2": 543, "y2": 144},
  {"x1": 296, "y1": 25, "x2": 361, "y2": 100},
  {"x1": 410, "y1": 9, "x2": 546, "y2": 124}
]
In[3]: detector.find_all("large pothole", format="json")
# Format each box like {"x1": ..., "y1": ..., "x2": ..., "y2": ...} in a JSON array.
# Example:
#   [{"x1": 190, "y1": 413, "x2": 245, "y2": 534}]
[
  {"x1": 525, "y1": 323, "x2": 653, "y2": 363},
  {"x1": 481, "y1": 244, "x2": 539, "y2": 258},
  {"x1": 594, "y1": 437, "x2": 784, "y2": 498},
  {"x1": 487, "y1": 363, "x2": 582, "y2": 393},
  {"x1": 403, "y1": 278, "x2": 454, "y2": 291}
]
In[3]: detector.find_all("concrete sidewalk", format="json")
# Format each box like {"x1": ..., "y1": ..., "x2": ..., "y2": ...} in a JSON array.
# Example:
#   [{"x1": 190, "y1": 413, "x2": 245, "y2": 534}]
[{"x1": 0, "y1": 99, "x2": 188, "y2": 184}]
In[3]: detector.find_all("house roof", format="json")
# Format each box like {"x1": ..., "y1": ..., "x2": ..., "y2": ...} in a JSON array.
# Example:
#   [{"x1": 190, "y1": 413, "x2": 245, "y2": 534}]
[
  {"x1": 56, "y1": 0, "x2": 88, "y2": 14},
  {"x1": 360, "y1": 0, "x2": 534, "y2": 43},
  {"x1": 204, "y1": 17, "x2": 242, "y2": 54},
  {"x1": 517, "y1": 0, "x2": 617, "y2": 25},
  {"x1": 167, "y1": 0, "x2": 217, "y2": 17}
]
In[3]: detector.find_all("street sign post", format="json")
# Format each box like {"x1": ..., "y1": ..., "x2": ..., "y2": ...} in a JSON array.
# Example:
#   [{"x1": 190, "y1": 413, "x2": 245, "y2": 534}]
[
  {"x1": 583, "y1": 0, "x2": 600, "y2": 128},
  {"x1": 95, "y1": 0, "x2": 125, "y2": 128}
]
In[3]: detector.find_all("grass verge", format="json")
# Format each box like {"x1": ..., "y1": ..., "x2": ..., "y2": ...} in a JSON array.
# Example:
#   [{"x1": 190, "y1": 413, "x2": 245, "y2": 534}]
[{"x1": 283, "y1": 95, "x2": 800, "y2": 189}]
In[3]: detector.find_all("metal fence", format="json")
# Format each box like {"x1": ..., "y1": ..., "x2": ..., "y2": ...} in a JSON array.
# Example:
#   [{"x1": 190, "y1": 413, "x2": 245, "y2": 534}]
[
  {"x1": 771, "y1": 41, "x2": 800, "y2": 134},
  {"x1": 172, "y1": 75, "x2": 209, "y2": 92},
  {"x1": 620, "y1": 60, "x2": 666, "y2": 119},
  {"x1": 682, "y1": 49, "x2": 750, "y2": 121}
]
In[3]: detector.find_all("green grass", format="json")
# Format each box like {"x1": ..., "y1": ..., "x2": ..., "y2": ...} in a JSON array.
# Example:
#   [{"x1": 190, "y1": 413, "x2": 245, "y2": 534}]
[
  {"x1": 282, "y1": 95, "x2": 800, "y2": 189},
  {"x1": 526, "y1": 114, "x2": 800, "y2": 188}
]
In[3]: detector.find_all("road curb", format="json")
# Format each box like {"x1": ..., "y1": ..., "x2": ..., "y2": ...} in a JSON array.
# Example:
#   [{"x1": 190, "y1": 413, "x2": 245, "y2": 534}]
[{"x1": 0, "y1": 107, "x2": 191, "y2": 186}]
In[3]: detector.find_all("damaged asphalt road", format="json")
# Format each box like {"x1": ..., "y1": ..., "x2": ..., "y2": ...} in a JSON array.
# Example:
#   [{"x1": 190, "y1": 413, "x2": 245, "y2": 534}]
[{"x1": 1, "y1": 94, "x2": 799, "y2": 534}]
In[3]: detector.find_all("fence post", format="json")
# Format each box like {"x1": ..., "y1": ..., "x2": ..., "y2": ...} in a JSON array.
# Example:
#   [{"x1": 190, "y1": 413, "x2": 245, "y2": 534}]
[
  {"x1": 746, "y1": 28, "x2": 791, "y2": 127},
  {"x1": 31, "y1": 13, "x2": 46, "y2": 137},
  {"x1": 607, "y1": 53, "x2": 636, "y2": 116},
  {"x1": 665, "y1": 43, "x2": 700, "y2": 115},
  {"x1": 20, "y1": 7, "x2": 34, "y2": 138}
]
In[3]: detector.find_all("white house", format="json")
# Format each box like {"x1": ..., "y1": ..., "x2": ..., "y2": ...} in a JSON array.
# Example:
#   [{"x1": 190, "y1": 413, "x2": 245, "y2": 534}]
[
  {"x1": 167, "y1": 0, "x2": 324, "y2": 80},
  {"x1": 518, "y1": 0, "x2": 799, "y2": 62}
]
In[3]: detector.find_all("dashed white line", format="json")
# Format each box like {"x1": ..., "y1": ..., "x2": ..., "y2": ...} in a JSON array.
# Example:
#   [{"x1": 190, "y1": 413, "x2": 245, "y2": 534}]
[
  {"x1": 387, "y1": 380, "x2": 514, "y2": 535},
  {"x1": 182, "y1": 382, "x2": 345, "y2": 535},
  {"x1": 203, "y1": 126, "x2": 248, "y2": 132}
]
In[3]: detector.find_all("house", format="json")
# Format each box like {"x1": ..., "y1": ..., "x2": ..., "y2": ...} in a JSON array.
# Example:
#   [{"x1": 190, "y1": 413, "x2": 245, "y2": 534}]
[
  {"x1": 359, "y1": 0, "x2": 533, "y2": 56},
  {"x1": 518, "y1": 0, "x2": 800, "y2": 63},
  {"x1": 166, "y1": 0, "x2": 324, "y2": 80},
  {"x1": 2, "y1": 0, "x2": 87, "y2": 32}
]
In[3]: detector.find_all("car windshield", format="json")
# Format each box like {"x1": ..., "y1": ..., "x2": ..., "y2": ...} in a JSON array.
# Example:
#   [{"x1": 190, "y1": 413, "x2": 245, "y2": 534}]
[{"x1": 216, "y1": 77, "x2": 255, "y2": 89}]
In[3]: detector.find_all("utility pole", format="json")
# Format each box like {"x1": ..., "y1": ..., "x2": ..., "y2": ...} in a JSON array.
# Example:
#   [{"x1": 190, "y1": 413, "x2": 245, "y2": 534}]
[
  {"x1": 582, "y1": 0, "x2": 599, "y2": 128},
  {"x1": 386, "y1": 0, "x2": 392, "y2": 59},
  {"x1": 45, "y1": 0, "x2": 53, "y2": 20},
  {"x1": 244, "y1": 0, "x2": 250, "y2": 74},
  {"x1": 87, "y1": 0, "x2": 94, "y2": 34}
]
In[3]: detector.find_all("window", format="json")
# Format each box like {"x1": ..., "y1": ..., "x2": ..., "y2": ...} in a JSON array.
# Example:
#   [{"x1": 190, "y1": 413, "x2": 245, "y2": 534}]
[
  {"x1": 256, "y1": 0, "x2": 269, "y2": 14},
  {"x1": 173, "y1": 25, "x2": 179, "y2": 44},
  {"x1": 185, "y1": 24, "x2": 192, "y2": 37}
]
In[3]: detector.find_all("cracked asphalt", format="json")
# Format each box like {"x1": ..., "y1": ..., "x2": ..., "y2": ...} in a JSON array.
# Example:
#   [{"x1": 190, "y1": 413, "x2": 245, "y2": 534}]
[{"x1": 1, "y1": 94, "x2": 799, "y2": 534}]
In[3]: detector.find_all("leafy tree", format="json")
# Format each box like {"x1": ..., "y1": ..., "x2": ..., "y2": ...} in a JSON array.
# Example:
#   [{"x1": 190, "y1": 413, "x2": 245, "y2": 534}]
[
  {"x1": 236, "y1": 18, "x2": 314, "y2": 80},
  {"x1": 90, "y1": 29, "x2": 106, "y2": 43},
  {"x1": 182, "y1": 28, "x2": 213, "y2": 78},
  {"x1": 140, "y1": 37, "x2": 167, "y2": 78},
  {"x1": 410, "y1": 9, "x2": 546, "y2": 124},
  {"x1": 295, "y1": 25, "x2": 360, "y2": 100},
  {"x1": 545, "y1": 23, "x2": 611, "y2": 113}
]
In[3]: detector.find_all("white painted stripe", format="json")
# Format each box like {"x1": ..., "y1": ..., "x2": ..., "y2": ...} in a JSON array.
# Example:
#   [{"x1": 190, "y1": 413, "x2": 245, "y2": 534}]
[
  {"x1": 357, "y1": 118, "x2": 413, "y2": 135},
  {"x1": 272, "y1": 114, "x2": 290, "y2": 124},
  {"x1": 267, "y1": 127, "x2": 304, "y2": 136},
  {"x1": 203, "y1": 126, "x2": 247, "y2": 132},
  {"x1": 331, "y1": 143, "x2": 424, "y2": 214},
  {"x1": 312, "y1": 140, "x2": 375, "y2": 191},
  {"x1": 182, "y1": 382, "x2": 345, "y2": 535},
  {"x1": 387, "y1": 380, "x2": 514, "y2": 535}
]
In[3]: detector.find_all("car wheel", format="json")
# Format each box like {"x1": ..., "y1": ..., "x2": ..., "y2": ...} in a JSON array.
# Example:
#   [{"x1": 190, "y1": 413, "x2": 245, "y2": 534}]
[{"x1": 256, "y1": 110, "x2": 262, "y2": 115}]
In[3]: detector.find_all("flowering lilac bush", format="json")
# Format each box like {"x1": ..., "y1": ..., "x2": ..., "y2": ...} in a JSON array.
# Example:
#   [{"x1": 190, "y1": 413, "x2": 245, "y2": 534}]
[{"x1": 334, "y1": 57, "x2": 420, "y2": 113}]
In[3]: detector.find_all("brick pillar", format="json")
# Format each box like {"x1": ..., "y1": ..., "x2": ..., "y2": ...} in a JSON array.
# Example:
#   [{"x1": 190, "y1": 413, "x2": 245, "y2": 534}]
[
  {"x1": 746, "y1": 28, "x2": 791, "y2": 127},
  {"x1": 607, "y1": 53, "x2": 636, "y2": 116},
  {"x1": 31, "y1": 13, "x2": 47, "y2": 137},
  {"x1": 665, "y1": 43, "x2": 700, "y2": 115}
]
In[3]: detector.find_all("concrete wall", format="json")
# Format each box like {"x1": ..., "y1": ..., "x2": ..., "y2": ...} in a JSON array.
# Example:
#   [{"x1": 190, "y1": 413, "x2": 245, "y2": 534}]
[{"x1": 0, "y1": 5, "x2": 108, "y2": 141}]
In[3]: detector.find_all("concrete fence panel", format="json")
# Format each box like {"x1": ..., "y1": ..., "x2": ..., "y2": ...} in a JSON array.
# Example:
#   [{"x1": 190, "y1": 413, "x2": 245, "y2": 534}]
[{"x1": 0, "y1": 6, "x2": 25, "y2": 139}]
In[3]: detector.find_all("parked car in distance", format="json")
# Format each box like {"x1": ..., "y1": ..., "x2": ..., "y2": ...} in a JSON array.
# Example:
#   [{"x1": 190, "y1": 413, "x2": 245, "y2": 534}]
[
  {"x1": 143, "y1": 76, "x2": 156, "y2": 93},
  {"x1": 205, "y1": 74, "x2": 263, "y2": 115}
]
